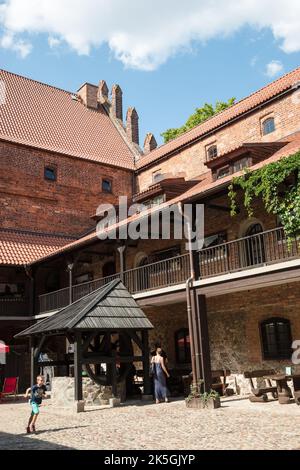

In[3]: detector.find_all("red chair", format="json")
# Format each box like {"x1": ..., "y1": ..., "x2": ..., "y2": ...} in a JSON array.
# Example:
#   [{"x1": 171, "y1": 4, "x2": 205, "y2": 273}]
[{"x1": 0, "y1": 377, "x2": 19, "y2": 402}]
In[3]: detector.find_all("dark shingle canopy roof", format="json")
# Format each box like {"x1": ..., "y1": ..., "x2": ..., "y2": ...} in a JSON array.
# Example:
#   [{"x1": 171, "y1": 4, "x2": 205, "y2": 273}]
[{"x1": 15, "y1": 280, "x2": 153, "y2": 337}]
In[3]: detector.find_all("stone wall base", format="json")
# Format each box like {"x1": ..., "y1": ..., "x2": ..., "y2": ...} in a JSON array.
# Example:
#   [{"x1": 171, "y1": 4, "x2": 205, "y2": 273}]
[{"x1": 51, "y1": 376, "x2": 126, "y2": 407}]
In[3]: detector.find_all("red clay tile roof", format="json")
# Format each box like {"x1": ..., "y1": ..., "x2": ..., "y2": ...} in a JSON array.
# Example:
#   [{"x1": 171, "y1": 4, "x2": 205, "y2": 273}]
[
  {"x1": 0, "y1": 69, "x2": 135, "y2": 170},
  {"x1": 137, "y1": 67, "x2": 300, "y2": 170},
  {"x1": 30, "y1": 136, "x2": 300, "y2": 265},
  {"x1": 0, "y1": 229, "x2": 74, "y2": 265}
]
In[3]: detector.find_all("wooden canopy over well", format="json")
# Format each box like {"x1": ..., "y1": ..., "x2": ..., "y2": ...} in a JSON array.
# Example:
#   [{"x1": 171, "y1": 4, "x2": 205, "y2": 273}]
[{"x1": 15, "y1": 279, "x2": 153, "y2": 402}]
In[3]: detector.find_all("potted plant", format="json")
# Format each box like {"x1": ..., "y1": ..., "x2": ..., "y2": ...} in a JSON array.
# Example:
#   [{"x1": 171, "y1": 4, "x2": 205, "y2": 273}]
[{"x1": 186, "y1": 382, "x2": 221, "y2": 409}]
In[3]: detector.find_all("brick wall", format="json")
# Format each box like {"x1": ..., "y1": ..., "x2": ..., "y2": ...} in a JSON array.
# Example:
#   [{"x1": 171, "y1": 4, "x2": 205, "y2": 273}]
[
  {"x1": 137, "y1": 91, "x2": 300, "y2": 191},
  {"x1": 0, "y1": 140, "x2": 133, "y2": 237}
]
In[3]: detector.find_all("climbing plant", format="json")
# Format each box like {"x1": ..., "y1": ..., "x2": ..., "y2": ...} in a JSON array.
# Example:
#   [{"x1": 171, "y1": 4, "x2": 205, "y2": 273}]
[{"x1": 228, "y1": 152, "x2": 300, "y2": 239}]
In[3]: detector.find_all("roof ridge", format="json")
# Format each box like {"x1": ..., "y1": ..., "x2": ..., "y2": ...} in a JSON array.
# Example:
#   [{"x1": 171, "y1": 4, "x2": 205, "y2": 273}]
[
  {"x1": 138, "y1": 65, "x2": 300, "y2": 162},
  {"x1": 0, "y1": 68, "x2": 73, "y2": 95},
  {"x1": 66, "y1": 278, "x2": 121, "y2": 329}
]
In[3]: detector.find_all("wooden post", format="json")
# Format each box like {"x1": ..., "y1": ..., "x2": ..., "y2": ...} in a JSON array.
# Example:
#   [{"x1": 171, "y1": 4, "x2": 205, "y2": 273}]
[
  {"x1": 74, "y1": 332, "x2": 83, "y2": 401},
  {"x1": 195, "y1": 293, "x2": 212, "y2": 393},
  {"x1": 142, "y1": 330, "x2": 151, "y2": 396},
  {"x1": 111, "y1": 350, "x2": 117, "y2": 397},
  {"x1": 30, "y1": 337, "x2": 38, "y2": 386}
]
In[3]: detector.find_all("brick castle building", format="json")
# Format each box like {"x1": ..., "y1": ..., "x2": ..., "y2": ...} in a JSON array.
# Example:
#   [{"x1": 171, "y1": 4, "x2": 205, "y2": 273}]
[{"x1": 1, "y1": 66, "x2": 300, "y2": 394}]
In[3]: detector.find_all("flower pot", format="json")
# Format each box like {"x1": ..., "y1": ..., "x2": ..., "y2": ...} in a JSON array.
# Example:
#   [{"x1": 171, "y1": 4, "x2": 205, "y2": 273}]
[{"x1": 186, "y1": 397, "x2": 221, "y2": 409}]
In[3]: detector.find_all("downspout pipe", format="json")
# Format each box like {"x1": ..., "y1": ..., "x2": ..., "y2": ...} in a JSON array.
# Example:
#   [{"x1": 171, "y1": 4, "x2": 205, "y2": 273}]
[{"x1": 178, "y1": 202, "x2": 199, "y2": 386}]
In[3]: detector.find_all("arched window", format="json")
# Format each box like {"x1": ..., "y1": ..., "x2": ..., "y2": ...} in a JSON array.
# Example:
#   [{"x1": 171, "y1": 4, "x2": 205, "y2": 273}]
[
  {"x1": 262, "y1": 117, "x2": 275, "y2": 135},
  {"x1": 260, "y1": 318, "x2": 292, "y2": 360},
  {"x1": 175, "y1": 328, "x2": 191, "y2": 364},
  {"x1": 207, "y1": 144, "x2": 218, "y2": 160}
]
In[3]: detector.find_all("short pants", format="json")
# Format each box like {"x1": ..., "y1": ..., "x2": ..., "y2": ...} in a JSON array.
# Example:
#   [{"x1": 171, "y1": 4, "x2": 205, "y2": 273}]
[{"x1": 30, "y1": 402, "x2": 40, "y2": 415}]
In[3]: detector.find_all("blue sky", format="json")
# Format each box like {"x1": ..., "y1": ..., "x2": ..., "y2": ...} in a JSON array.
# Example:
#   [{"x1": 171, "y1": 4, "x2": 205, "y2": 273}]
[{"x1": 1, "y1": 1, "x2": 300, "y2": 145}]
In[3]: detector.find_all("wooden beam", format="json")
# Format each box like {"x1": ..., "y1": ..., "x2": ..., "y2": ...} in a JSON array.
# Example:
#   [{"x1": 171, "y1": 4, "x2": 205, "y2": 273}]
[
  {"x1": 126, "y1": 330, "x2": 143, "y2": 351},
  {"x1": 111, "y1": 351, "x2": 117, "y2": 397},
  {"x1": 74, "y1": 332, "x2": 83, "y2": 401},
  {"x1": 30, "y1": 337, "x2": 38, "y2": 387},
  {"x1": 34, "y1": 335, "x2": 47, "y2": 360},
  {"x1": 82, "y1": 332, "x2": 97, "y2": 353},
  {"x1": 37, "y1": 360, "x2": 73, "y2": 367},
  {"x1": 81, "y1": 354, "x2": 142, "y2": 364},
  {"x1": 142, "y1": 330, "x2": 151, "y2": 396}
]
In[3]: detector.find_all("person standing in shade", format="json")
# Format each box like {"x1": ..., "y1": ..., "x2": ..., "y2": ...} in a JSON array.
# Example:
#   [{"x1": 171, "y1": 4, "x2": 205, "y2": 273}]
[{"x1": 151, "y1": 347, "x2": 170, "y2": 404}]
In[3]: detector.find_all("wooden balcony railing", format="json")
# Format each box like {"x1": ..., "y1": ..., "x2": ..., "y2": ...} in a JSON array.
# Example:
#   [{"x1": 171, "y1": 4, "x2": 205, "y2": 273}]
[{"x1": 38, "y1": 227, "x2": 299, "y2": 313}]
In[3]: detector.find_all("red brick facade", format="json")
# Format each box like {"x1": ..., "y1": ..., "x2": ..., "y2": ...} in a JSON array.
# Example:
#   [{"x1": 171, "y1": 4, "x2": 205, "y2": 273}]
[
  {"x1": 137, "y1": 91, "x2": 300, "y2": 191},
  {"x1": 0, "y1": 140, "x2": 133, "y2": 236}
]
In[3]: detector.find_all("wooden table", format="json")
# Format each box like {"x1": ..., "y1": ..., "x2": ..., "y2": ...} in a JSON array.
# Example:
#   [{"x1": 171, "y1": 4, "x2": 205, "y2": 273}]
[{"x1": 267, "y1": 374, "x2": 300, "y2": 404}]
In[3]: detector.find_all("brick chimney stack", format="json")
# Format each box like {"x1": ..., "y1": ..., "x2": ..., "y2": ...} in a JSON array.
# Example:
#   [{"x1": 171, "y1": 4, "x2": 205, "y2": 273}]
[
  {"x1": 143, "y1": 133, "x2": 157, "y2": 154},
  {"x1": 126, "y1": 107, "x2": 139, "y2": 145},
  {"x1": 111, "y1": 84, "x2": 123, "y2": 121},
  {"x1": 77, "y1": 83, "x2": 98, "y2": 109},
  {"x1": 97, "y1": 80, "x2": 109, "y2": 104}
]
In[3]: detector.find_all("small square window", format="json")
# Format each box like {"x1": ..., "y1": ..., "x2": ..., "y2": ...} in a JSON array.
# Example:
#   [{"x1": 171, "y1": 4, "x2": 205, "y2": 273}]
[
  {"x1": 206, "y1": 144, "x2": 218, "y2": 160},
  {"x1": 102, "y1": 179, "x2": 112, "y2": 193},
  {"x1": 44, "y1": 167, "x2": 57, "y2": 181},
  {"x1": 152, "y1": 170, "x2": 163, "y2": 183},
  {"x1": 262, "y1": 117, "x2": 275, "y2": 136}
]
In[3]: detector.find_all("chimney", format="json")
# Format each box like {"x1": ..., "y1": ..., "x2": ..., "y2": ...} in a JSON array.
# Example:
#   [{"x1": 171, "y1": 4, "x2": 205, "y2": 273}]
[
  {"x1": 126, "y1": 107, "x2": 139, "y2": 145},
  {"x1": 111, "y1": 84, "x2": 123, "y2": 121},
  {"x1": 77, "y1": 83, "x2": 98, "y2": 109},
  {"x1": 143, "y1": 133, "x2": 157, "y2": 153},
  {"x1": 97, "y1": 80, "x2": 109, "y2": 104}
]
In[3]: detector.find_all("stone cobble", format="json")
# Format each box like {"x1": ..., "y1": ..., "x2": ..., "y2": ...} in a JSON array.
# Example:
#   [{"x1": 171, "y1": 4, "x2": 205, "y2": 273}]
[{"x1": 0, "y1": 397, "x2": 300, "y2": 450}]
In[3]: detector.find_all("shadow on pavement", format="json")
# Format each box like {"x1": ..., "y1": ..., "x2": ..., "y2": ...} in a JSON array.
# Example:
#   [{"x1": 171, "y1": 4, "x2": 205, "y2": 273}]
[{"x1": 0, "y1": 429, "x2": 83, "y2": 450}]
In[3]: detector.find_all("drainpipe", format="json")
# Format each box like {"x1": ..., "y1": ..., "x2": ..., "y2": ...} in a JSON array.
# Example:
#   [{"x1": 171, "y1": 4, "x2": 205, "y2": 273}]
[
  {"x1": 178, "y1": 202, "x2": 200, "y2": 386},
  {"x1": 67, "y1": 263, "x2": 74, "y2": 305}
]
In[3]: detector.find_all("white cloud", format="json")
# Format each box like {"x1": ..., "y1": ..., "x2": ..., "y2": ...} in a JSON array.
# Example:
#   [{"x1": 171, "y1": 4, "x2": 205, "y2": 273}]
[
  {"x1": 265, "y1": 60, "x2": 284, "y2": 77},
  {"x1": 48, "y1": 36, "x2": 61, "y2": 49},
  {"x1": 250, "y1": 56, "x2": 258, "y2": 67},
  {"x1": 0, "y1": 31, "x2": 31, "y2": 58},
  {"x1": 0, "y1": 0, "x2": 299, "y2": 70}
]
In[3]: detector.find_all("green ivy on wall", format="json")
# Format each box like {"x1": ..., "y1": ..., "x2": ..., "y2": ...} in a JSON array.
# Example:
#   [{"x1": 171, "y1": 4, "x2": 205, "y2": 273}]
[{"x1": 228, "y1": 152, "x2": 300, "y2": 239}]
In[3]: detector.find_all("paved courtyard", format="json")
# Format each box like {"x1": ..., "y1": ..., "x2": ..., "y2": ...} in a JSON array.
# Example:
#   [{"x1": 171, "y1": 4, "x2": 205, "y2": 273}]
[{"x1": 0, "y1": 396, "x2": 300, "y2": 450}]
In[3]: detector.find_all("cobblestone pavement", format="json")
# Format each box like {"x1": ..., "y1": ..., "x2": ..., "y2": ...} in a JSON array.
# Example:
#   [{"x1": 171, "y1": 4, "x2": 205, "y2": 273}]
[{"x1": 0, "y1": 396, "x2": 300, "y2": 450}]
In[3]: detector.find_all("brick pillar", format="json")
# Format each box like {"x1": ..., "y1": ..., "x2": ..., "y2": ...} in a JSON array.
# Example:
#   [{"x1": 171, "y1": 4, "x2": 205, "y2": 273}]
[
  {"x1": 143, "y1": 133, "x2": 157, "y2": 154},
  {"x1": 97, "y1": 80, "x2": 109, "y2": 104},
  {"x1": 126, "y1": 107, "x2": 139, "y2": 145},
  {"x1": 111, "y1": 84, "x2": 123, "y2": 121}
]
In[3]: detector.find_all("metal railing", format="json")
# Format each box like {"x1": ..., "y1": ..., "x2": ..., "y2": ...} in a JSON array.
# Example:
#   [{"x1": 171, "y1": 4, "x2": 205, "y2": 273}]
[{"x1": 38, "y1": 227, "x2": 299, "y2": 313}]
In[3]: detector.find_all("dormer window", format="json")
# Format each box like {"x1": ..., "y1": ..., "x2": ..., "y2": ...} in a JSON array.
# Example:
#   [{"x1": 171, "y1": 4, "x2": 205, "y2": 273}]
[
  {"x1": 262, "y1": 117, "x2": 275, "y2": 136},
  {"x1": 44, "y1": 166, "x2": 57, "y2": 182},
  {"x1": 207, "y1": 144, "x2": 218, "y2": 160}
]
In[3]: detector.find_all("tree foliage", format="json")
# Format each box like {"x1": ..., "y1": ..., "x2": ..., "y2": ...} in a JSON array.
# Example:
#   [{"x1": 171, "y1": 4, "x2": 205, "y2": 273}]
[{"x1": 161, "y1": 98, "x2": 236, "y2": 143}]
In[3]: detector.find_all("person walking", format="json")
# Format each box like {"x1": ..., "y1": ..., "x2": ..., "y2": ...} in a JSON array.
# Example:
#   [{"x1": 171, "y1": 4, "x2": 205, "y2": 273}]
[{"x1": 151, "y1": 347, "x2": 170, "y2": 404}]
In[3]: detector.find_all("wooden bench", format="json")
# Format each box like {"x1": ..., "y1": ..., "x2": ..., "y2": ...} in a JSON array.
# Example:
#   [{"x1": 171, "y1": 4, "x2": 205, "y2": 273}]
[
  {"x1": 244, "y1": 369, "x2": 278, "y2": 402},
  {"x1": 211, "y1": 369, "x2": 231, "y2": 396}
]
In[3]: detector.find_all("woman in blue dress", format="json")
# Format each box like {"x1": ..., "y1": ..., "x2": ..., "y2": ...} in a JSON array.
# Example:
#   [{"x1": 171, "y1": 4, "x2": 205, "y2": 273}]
[{"x1": 151, "y1": 347, "x2": 170, "y2": 403}]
